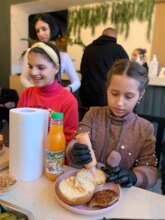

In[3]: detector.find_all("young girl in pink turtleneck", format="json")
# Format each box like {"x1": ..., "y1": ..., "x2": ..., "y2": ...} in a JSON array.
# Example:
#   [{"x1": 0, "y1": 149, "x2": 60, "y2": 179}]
[{"x1": 17, "y1": 42, "x2": 78, "y2": 144}]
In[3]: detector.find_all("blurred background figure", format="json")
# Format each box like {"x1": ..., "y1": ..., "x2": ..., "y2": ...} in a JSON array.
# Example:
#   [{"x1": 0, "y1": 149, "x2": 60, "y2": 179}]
[
  {"x1": 21, "y1": 13, "x2": 80, "y2": 93},
  {"x1": 0, "y1": 87, "x2": 18, "y2": 130},
  {"x1": 79, "y1": 27, "x2": 128, "y2": 115},
  {"x1": 131, "y1": 48, "x2": 148, "y2": 73}
]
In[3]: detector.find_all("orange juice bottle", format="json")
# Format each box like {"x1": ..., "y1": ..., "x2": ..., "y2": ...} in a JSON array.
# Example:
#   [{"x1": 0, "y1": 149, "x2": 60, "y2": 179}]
[{"x1": 45, "y1": 112, "x2": 65, "y2": 181}]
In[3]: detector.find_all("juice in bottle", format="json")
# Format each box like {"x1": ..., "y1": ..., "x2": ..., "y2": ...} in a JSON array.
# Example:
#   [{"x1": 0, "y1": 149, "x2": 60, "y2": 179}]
[{"x1": 45, "y1": 112, "x2": 65, "y2": 181}]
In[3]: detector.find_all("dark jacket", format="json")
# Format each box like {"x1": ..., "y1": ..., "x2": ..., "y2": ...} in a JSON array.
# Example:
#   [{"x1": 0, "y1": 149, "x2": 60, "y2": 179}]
[
  {"x1": 0, "y1": 88, "x2": 19, "y2": 128},
  {"x1": 80, "y1": 35, "x2": 128, "y2": 107},
  {"x1": 143, "y1": 62, "x2": 149, "y2": 73}
]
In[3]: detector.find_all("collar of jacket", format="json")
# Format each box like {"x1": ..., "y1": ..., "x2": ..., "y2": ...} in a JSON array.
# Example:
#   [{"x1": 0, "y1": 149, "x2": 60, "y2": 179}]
[
  {"x1": 92, "y1": 35, "x2": 117, "y2": 45},
  {"x1": 107, "y1": 108, "x2": 135, "y2": 125}
]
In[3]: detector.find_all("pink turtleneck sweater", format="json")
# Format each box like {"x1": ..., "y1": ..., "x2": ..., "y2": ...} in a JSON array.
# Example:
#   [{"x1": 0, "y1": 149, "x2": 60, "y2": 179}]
[{"x1": 17, "y1": 82, "x2": 78, "y2": 144}]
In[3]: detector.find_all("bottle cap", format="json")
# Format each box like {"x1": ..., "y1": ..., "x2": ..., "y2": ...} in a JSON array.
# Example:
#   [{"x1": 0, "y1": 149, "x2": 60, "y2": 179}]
[{"x1": 51, "y1": 112, "x2": 64, "y2": 120}]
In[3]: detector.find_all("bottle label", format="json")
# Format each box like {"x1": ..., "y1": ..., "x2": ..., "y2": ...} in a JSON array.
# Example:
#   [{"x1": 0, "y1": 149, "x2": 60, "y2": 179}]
[{"x1": 45, "y1": 150, "x2": 64, "y2": 175}]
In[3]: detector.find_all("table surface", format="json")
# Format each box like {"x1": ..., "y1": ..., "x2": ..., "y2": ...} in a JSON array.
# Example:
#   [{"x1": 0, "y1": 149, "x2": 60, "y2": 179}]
[
  {"x1": 149, "y1": 77, "x2": 165, "y2": 86},
  {"x1": 0, "y1": 169, "x2": 165, "y2": 220}
]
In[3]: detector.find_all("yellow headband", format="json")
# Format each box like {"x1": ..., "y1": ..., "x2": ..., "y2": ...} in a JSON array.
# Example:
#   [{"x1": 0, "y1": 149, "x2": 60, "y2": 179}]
[{"x1": 30, "y1": 42, "x2": 59, "y2": 65}]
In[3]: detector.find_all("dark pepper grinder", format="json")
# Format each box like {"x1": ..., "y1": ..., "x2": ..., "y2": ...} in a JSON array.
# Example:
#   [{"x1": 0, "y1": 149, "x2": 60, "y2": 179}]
[{"x1": 102, "y1": 150, "x2": 121, "y2": 182}]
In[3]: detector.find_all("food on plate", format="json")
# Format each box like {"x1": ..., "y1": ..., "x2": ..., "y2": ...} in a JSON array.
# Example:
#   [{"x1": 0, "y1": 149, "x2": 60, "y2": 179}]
[
  {"x1": 0, "y1": 175, "x2": 16, "y2": 192},
  {"x1": 76, "y1": 168, "x2": 106, "y2": 186},
  {"x1": 57, "y1": 166, "x2": 122, "y2": 207},
  {"x1": 88, "y1": 189, "x2": 119, "y2": 208},
  {"x1": 57, "y1": 168, "x2": 106, "y2": 206},
  {"x1": 57, "y1": 174, "x2": 96, "y2": 205}
]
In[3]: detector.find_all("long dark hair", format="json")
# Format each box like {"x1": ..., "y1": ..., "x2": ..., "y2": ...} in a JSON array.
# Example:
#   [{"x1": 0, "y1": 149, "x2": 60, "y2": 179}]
[
  {"x1": 107, "y1": 59, "x2": 148, "y2": 93},
  {"x1": 29, "y1": 42, "x2": 61, "y2": 82},
  {"x1": 31, "y1": 13, "x2": 60, "y2": 41}
]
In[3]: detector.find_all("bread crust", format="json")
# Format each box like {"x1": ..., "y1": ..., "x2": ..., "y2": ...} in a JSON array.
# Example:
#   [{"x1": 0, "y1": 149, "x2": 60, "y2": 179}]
[
  {"x1": 57, "y1": 185, "x2": 94, "y2": 206},
  {"x1": 76, "y1": 168, "x2": 106, "y2": 186},
  {"x1": 57, "y1": 175, "x2": 95, "y2": 205},
  {"x1": 57, "y1": 168, "x2": 107, "y2": 206}
]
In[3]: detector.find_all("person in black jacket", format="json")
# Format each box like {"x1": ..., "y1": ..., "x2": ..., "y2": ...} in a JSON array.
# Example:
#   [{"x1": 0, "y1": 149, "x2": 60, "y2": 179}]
[{"x1": 79, "y1": 27, "x2": 128, "y2": 114}]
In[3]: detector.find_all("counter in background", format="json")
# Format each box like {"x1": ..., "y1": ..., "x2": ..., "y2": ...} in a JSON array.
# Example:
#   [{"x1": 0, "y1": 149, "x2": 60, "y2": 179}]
[
  {"x1": 149, "y1": 77, "x2": 165, "y2": 86},
  {"x1": 136, "y1": 77, "x2": 165, "y2": 117}
]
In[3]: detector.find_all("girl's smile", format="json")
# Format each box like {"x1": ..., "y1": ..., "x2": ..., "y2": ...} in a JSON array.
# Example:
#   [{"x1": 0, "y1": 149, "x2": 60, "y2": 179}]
[{"x1": 28, "y1": 52, "x2": 58, "y2": 87}]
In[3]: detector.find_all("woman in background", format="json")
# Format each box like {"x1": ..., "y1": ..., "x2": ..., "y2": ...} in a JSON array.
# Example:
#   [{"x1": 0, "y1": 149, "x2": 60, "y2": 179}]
[
  {"x1": 131, "y1": 48, "x2": 148, "y2": 72},
  {"x1": 21, "y1": 13, "x2": 80, "y2": 93}
]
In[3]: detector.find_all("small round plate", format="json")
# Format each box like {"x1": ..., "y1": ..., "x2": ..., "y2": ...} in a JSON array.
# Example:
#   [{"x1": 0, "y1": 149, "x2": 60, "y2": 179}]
[
  {"x1": 54, "y1": 169, "x2": 120, "y2": 216},
  {"x1": 0, "y1": 175, "x2": 17, "y2": 195}
]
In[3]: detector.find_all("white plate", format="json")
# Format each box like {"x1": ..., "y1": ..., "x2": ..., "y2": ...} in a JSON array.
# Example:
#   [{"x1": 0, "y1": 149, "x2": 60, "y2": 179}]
[{"x1": 54, "y1": 169, "x2": 120, "y2": 216}]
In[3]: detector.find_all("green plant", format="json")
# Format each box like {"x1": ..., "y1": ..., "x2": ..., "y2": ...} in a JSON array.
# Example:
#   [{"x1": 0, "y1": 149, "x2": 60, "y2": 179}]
[
  {"x1": 20, "y1": 37, "x2": 37, "y2": 46},
  {"x1": 67, "y1": 0, "x2": 155, "y2": 44},
  {"x1": 111, "y1": 0, "x2": 155, "y2": 39},
  {"x1": 67, "y1": 3, "x2": 109, "y2": 47}
]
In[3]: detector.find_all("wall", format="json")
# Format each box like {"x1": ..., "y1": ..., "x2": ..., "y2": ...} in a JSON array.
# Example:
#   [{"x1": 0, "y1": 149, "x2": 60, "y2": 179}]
[
  {"x1": 11, "y1": 5, "x2": 29, "y2": 74},
  {"x1": 67, "y1": 3, "x2": 156, "y2": 70},
  {"x1": 151, "y1": 2, "x2": 165, "y2": 67},
  {"x1": 0, "y1": 0, "x2": 33, "y2": 88},
  {"x1": 0, "y1": 1, "x2": 10, "y2": 87}
]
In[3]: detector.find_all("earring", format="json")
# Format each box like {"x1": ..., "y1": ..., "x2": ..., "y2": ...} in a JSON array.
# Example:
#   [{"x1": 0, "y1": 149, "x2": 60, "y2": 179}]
[{"x1": 137, "y1": 99, "x2": 141, "y2": 104}]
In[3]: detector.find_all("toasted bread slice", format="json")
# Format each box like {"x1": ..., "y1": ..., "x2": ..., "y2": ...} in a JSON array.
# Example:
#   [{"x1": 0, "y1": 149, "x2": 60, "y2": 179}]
[
  {"x1": 76, "y1": 168, "x2": 106, "y2": 186},
  {"x1": 88, "y1": 189, "x2": 119, "y2": 208},
  {"x1": 57, "y1": 168, "x2": 106, "y2": 206},
  {"x1": 58, "y1": 175, "x2": 95, "y2": 206}
]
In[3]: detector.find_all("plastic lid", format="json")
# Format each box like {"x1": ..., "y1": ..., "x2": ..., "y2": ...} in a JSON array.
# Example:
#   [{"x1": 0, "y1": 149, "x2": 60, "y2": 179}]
[
  {"x1": 153, "y1": 54, "x2": 157, "y2": 61},
  {"x1": 50, "y1": 112, "x2": 63, "y2": 120}
]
